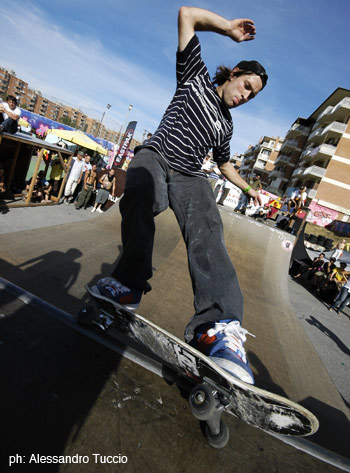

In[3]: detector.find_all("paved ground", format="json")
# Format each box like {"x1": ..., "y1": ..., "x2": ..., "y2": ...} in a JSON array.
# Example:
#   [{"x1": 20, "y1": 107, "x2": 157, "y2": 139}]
[{"x1": 0, "y1": 202, "x2": 349, "y2": 472}]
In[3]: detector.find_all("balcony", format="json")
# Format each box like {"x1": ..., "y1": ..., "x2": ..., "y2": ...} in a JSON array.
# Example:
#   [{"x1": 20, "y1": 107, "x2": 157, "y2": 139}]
[
  {"x1": 292, "y1": 165, "x2": 326, "y2": 180},
  {"x1": 269, "y1": 170, "x2": 285, "y2": 179},
  {"x1": 310, "y1": 143, "x2": 336, "y2": 161},
  {"x1": 322, "y1": 120, "x2": 347, "y2": 137},
  {"x1": 308, "y1": 120, "x2": 347, "y2": 144},
  {"x1": 274, "y1": 154, "x2": 293, "y2": 165},
  {"x1": 254, "y1": 162, "x2": 266, "y2": 171},
  {"x1": 239, "y1": 163, "x2": 251, "y2": 171},
  {"x1": 280, "y1": 139, "x2": 299, "y2": 151},
  {"x1": 286, "y1": 123, "x2": 311, "y2": 139},
  {"x1": 317, "y1": 97, "x2": 350, "y2": 123},
  {"x1": 308, "y1": 127, "x2": 324, "y2": 144}
]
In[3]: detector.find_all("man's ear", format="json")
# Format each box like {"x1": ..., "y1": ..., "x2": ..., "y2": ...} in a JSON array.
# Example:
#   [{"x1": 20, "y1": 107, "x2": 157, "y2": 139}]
[{"x1": 230, "y1": 67, "x2": 240, "y2": 79}]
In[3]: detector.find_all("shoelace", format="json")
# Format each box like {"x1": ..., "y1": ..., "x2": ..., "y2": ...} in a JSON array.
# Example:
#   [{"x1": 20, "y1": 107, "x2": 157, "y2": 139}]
[
  {"x1": 105, "y1": 280, "x2": 130, "y2": 297},
  {"x1": 207, "y1": 321, "x2": 255, "y2": 363}
]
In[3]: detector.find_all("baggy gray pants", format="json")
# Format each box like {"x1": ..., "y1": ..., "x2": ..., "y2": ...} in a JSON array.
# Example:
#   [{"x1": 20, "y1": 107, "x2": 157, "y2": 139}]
[{"x1": 112, "y1": 148, "x2": 243, "y2": 342}]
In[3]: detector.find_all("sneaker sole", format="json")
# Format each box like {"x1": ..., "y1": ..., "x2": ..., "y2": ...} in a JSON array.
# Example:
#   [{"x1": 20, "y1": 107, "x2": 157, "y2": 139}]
[{"x1": 91, "y1": 285, "x2": 140, "y2": 311}]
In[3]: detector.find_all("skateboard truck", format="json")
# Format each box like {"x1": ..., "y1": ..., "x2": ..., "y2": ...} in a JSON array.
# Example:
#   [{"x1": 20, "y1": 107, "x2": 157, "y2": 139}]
[
  {"x1": 78, "y1": 307, "x2": 115, "y2": 332},
  {"x1": 189, "y1": 383, "x2": 229, "y2": 449}
]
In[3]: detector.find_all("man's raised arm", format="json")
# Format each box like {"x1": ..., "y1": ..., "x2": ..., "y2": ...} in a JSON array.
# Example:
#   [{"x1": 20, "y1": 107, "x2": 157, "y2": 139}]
[{"x1": 178, "y1": 6, "x2": 256, "y2": 52}]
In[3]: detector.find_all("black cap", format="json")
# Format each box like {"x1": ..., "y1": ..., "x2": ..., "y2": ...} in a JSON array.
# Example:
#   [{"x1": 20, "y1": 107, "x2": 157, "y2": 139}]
[{"x1": 235, "y1": 60, "x2": 268, "y2": 89}]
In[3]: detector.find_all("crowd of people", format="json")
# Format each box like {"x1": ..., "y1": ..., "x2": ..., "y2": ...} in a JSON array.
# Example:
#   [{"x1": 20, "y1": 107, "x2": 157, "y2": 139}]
[
  {"x1": 292, "y1": 246, "x2": 350, "y2": 316},
  {"x1": 202, "y1": 155, "x2": 307, "y2": 231},
  {"x1": 201, "y1": 156, "x2": 349, "y2": 317},
  {"x1": 18, "y1": 149, "x2": 116, "y2": 213}
]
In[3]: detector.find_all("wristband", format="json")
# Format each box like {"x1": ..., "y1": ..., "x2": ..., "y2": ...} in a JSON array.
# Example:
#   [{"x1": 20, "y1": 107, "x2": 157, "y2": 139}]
[{"x1": 243, "y1": 185, "x2": 251, "y2": 193}]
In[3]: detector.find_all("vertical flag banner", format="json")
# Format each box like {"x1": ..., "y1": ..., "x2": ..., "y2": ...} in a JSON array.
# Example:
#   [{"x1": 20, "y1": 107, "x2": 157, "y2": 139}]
[{"x1": 113, "y1": 121, "x2": 137, "y2": 168}]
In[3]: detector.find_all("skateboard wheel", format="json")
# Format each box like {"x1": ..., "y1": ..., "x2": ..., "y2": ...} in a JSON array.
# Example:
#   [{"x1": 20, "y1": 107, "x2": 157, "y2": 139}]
[
  {"x1": 189, "y1": 384, "x2": 216, "y2": 420},
  {"x1": 204, "y1": 420, "x2": 229, "y2": 449}
]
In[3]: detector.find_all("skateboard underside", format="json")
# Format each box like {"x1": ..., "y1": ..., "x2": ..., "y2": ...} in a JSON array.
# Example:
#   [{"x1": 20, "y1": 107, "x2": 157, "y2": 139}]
[{"x1": 81, "y1": 285, "x2": 318, "y2": 445}]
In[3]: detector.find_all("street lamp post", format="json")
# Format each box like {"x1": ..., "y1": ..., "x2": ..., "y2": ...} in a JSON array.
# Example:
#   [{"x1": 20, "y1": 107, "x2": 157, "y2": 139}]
[
  {"x1": 117, "y1": 104, "x2": 133, "y2": 146},
  {"x1": 96, "y1": 103, "x2": 111, "y2": 138}
]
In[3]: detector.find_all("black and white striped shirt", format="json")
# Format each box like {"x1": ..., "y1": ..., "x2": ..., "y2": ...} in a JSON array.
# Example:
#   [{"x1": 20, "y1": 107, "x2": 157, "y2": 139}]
[{"x1": 144, "y1": 35, "x2": 233, "y2": 178}]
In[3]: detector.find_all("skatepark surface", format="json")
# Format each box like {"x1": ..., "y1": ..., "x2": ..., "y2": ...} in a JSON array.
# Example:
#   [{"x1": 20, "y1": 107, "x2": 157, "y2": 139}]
[{"x1": 0, "y1": 203, "x2": 349, "y2": 473}]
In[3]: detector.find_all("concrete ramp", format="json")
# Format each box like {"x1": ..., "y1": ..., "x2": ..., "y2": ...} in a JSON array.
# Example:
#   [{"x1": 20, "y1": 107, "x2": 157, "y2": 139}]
[{"x1": 0, "y1": 203, "x2": 349, "y2": 464}]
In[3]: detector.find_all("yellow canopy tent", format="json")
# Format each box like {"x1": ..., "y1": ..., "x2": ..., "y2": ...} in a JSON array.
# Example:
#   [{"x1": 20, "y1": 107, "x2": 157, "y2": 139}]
[{"x1": 47, "y1": 129, "x2": 108, "y2": 155}]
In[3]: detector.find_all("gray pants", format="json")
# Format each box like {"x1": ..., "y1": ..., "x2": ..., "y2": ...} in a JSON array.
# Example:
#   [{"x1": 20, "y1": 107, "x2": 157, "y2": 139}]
[{"x1": 112, "y1": 148, "x2": 243, "y2": 342}]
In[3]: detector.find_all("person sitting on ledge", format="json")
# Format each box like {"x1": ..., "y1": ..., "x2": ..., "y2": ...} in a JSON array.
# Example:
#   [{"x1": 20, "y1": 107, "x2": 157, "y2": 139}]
[{"x1": 0, "y1": 95, "x2": 21, "y2": 134}]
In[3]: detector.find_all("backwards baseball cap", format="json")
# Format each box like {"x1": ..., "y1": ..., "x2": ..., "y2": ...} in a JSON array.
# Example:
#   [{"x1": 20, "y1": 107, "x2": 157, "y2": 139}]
[
  {"x1": 77, "y1": 151, "x2": 84, "y2": 156},
  {"x1": 235, "y1": 60, "x2": 268, "y2": 89}
]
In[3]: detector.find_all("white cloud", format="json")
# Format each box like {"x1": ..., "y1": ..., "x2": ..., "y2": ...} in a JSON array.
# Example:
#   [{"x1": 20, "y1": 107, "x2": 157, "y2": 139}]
[
  {"x1": 0, "y1": 0, "x2": 294, "y2": 149},
  {"x1": 0, "y1": 1, "x2": 173, "y2": 140}
]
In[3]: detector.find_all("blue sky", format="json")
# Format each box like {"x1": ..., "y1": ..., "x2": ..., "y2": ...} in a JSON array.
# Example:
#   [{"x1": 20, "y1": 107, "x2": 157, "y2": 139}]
[{"x1": 1, "y1": 0, "x2": 349, "y2": 153}]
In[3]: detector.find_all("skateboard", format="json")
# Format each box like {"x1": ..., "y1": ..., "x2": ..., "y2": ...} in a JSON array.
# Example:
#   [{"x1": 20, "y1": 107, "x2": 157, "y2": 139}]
[{"x1": 79, "y1": 284, "x2": 319, "y2": 449}]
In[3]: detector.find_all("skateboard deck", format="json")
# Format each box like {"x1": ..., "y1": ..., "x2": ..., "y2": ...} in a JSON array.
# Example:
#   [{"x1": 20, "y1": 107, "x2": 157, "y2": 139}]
[{"x1": 81, "y1": 284, "x2": 318, "y2": 446}]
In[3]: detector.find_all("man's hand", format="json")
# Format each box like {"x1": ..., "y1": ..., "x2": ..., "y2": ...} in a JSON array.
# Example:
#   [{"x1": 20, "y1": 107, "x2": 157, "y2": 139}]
[
  {"x1": 178, "y1": 7, "x2": 256, "y2": 51},
  {"x1": 247, "y1": 187, "x2": 262, "y2": 206},
  {"x1": 228, "y1": 19, "x2": 256, "y2": 42}
]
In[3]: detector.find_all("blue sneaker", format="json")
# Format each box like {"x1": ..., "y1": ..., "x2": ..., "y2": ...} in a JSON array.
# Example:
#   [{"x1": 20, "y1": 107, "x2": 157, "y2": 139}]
[
  {"x1": 96, "y1": 277, "x2": 142, "y2": 310},
  {"x1": 190, "y1": 319, "x2": 255, "y2": 384}
]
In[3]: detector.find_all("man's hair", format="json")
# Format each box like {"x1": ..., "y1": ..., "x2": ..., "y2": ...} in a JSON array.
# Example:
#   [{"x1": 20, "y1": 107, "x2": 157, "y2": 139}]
[
  {"x1": 7, "y1": 95, "x2": 18, "y2": 105},
  {"x1": 212, "y1": 60, "x2": 268, "y2": 89}
]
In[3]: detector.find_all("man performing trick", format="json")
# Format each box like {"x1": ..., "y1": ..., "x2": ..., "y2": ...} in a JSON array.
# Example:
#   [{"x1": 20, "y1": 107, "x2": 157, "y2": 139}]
[{"x1": 94, "y1": 6, "x2": 267, "y2": 384}]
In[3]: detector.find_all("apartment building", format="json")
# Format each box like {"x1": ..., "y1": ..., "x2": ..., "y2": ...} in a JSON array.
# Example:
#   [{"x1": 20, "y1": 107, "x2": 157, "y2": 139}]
[
  {"x1": 268, "y1": 88, "x2": 350, "y2": 220},
  {"x1": 0, "y1": 66, "x2": 120, "y2": 142},
  {"x1": 238, "y1": 135, "x2": 284, "y2": 186}
]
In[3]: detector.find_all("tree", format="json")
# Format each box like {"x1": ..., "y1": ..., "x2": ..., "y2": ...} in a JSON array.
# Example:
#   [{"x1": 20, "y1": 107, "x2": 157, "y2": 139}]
[{"x1": 58, "y1": 116, "x2": 75, "y2": 127}]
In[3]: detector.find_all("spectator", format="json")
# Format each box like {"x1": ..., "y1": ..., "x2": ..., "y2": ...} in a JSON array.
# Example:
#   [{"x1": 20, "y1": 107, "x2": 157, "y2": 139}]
[
  {"x1": 0, "y1": 95, "x2": 21, "y2": 134},
  {"x1": 234, "y1": 174, "x2": 261, "y2": 213},
  {"x1": 75, "y1": 164, "x2": 97, "y2": 210},
  {"x1": 217, "y1": 176, "x2": 235, "y2": 206},
  {"x1": 249, "y1": 174, "x2": 262, "y2": 192},
  {"x1": 0, "y1": 168, "x2": 6, "y2": 195},
  {"x1": 321, "y1": 262, "x2": 349, "y2": 295},
  {"x1": 143, "y1": 132, "x2": 153, "y2": 144},
  {"x1": 251, "y1": 203, "x2": 269, "y2": 220},
  {"x1": 49, "y1": 155, "x2": 65, "y2": 196},
  {"x1": 22, "y1": 176, "x2": 43, "y2": 202},
  {"x1": 63, "y1": 151, "x2": 85, "y2": 204},
  {"x1": 331, "y1": 239, "x2": 346, "y2": 261},
  {"x1": 91, "y1": 168, "x2": 116, "y2": 213},
  {"x1": 36, "y1": 170, "x2": 52, "y2": 203},
  {"x1": 329, "y1": 279, "x2": 350, "y2": 314},
  {"x1": 202, "y1": 155, "x2": 221, "y2": 188},
  {"x1": 310, "y1": 257, "x2": 336, "y2": 291},
  {"x1": 293, "y1": 253, "x2": 325, "y2": 282},
  {"x1": 287, "y1": 186, "x2": 307, "y2": 214},
  {"x1": 73, "y1": 153, "x2": 92, "y2": 201}
]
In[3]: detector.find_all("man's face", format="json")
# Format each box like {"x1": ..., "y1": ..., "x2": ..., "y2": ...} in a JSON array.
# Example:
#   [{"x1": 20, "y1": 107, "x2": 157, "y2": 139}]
[
  {"x1": 218, "y1": 69, "x2": 263, "y2": 109},
  {"x1": 7, "y1": 99, "x2": 16, "y2": 110}
]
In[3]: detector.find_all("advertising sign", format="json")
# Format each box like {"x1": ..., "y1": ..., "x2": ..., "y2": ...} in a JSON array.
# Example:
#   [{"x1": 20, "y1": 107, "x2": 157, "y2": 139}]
[
  {"x1": 113, "y1": 121, "x2": 137, "y2": 168},
  {"x1": 306, "y1": 200, "x2": 338, "y2": 227}
]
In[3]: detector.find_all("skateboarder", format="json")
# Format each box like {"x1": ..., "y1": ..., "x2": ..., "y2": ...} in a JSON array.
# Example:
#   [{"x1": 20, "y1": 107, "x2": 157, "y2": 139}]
[{"x1": 94, "y1": 6, "x2": 267, "y2": 384}]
